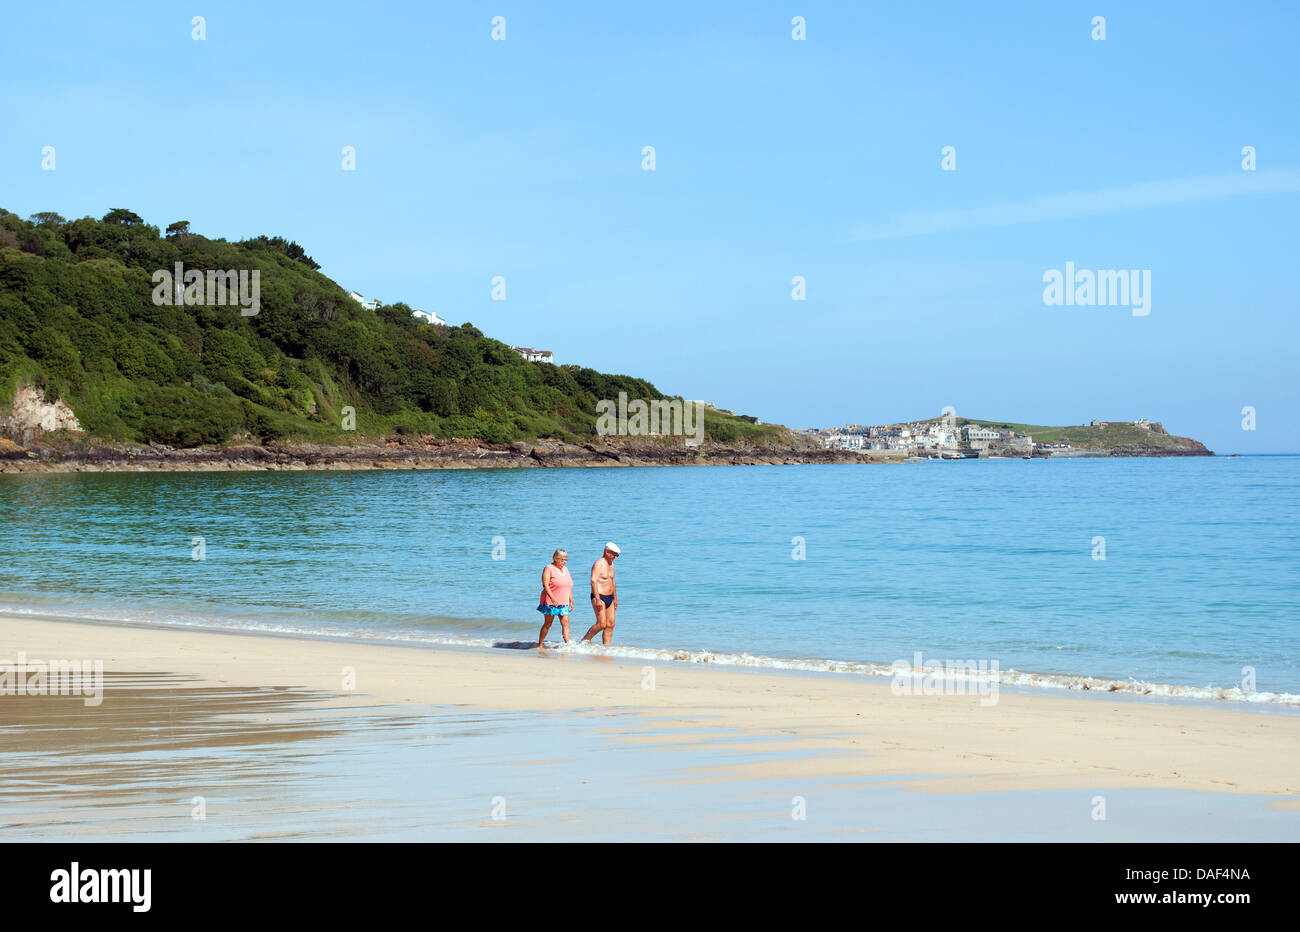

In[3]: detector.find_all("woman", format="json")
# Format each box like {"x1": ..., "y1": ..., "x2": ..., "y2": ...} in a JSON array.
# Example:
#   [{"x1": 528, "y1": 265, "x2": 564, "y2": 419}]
[{"x1": 536, "y1": 548, "x2": 575, "y2": 647}]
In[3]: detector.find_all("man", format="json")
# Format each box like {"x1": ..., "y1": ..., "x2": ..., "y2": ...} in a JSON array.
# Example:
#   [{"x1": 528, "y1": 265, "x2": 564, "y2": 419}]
[{"x1": 581, "y1": 542, "x2": 620, "y2": 644}]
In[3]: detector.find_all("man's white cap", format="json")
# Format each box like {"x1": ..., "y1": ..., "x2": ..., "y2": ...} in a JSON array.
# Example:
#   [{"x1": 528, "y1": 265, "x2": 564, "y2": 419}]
[{"x1": 605, "y1": 542, "x2": 621, "y2": 554}]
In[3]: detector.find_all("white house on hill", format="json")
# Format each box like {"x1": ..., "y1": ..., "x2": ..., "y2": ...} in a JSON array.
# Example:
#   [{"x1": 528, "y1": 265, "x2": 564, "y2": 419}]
[
  {"x1": 347, "y1": 290, "x2": 379, "y2": 311},
  {"x1": 510, "y1": 346, "x2": 553, "y2": 364}
]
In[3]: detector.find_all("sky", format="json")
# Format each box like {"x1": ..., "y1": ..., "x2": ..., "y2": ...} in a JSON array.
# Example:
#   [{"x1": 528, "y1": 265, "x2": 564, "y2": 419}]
[{"x1": 2, "y1": 0, "x2": 1297, "y2": 452}]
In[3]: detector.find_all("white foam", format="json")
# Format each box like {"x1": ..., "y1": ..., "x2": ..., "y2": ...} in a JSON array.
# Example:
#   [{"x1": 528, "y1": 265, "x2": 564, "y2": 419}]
[{"x1": 525, "y1": 642, "x2": 1300, "y2": 705}]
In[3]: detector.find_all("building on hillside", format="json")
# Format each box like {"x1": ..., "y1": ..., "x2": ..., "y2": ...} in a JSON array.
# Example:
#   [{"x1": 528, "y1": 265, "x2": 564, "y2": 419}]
[
  {"x1": 510, "y1": 346, "x2": 554, "y2": 364},
  {"x1": 412, "y1": 309, "x2": 446, "y2": 326},
  {"x1": 963, "y1": 425, "x2": 1003, "y2": 442},
  {"x1": 924, "y1": 424, "x2": 959, "y2": 448},
  {"x1": 347, "y1": 291, "x2": 380, "y2": 310},
  {"x1": 917, "y1": 428, "x2": 959, "y2": 452}
]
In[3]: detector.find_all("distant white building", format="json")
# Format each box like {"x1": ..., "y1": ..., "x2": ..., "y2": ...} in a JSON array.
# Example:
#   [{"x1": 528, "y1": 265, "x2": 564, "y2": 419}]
[
  {"x1": 963, "y1": 425, "x2": 1003, "y2": 442},
  {"x1": 510, "y1": 346, "x2": 553, "y2": 364},
  {"x1": 412, "y1": 309, "x2": 447, "y2": 326},
  {"x1": 348, "y1": 291, "x2": 380, "y2": 311},
  {"x1": 824, "y1": 434, "x2": 864, "y2": 451},
  {"x1": 923, "y1": 424, "x2": 958, "y2": 448},
  {"x1": 917, "y1": 429, "x2": 959, "y2": 452}
]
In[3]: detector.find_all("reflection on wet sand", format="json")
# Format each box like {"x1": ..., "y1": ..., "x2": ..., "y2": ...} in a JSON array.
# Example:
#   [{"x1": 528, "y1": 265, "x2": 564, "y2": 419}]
[
  {"x1": 1, "y1": 671, "x2": 435, "y2": 839},
  {"x1": 6, "y1": 668, "x2": 1299, "y2": 842}
]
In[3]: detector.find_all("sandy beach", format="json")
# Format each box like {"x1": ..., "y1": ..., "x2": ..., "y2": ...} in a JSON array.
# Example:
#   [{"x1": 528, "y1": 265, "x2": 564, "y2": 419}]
[{"x1": 4, "y1": 612, "x2": 1298, "y2": 841}]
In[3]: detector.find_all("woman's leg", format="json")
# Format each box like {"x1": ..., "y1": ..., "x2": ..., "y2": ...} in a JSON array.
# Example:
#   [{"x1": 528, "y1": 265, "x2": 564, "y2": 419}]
[
  {"x1": 560, "y1": 615, "x2": 571, "y2": 643},
  {"x1": 537, "y1": 617, "x2": 552, "y2": 647}
]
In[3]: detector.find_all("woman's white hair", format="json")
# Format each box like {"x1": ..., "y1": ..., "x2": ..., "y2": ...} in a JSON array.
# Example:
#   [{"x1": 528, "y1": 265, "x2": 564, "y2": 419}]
[{"x1": 552, "y1": 549, "x2": 568, "y2": 560}]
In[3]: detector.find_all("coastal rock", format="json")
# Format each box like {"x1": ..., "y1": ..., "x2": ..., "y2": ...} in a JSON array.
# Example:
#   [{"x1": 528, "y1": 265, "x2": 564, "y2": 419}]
[
  {"x1": 0, "y1": 383, "x2": 82, "y2": 442},
  {"x1": 0, "y1": 428, "x2": 1211, "y2": 473}
]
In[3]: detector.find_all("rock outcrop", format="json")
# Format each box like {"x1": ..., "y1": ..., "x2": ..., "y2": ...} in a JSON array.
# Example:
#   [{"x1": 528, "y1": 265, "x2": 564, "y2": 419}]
[
  {"x1": 0, "y1": 433, "x2": 880, "y2": 473},
  {"x1": 0, "y1": 384, "x2": 83, "y2": 443}
]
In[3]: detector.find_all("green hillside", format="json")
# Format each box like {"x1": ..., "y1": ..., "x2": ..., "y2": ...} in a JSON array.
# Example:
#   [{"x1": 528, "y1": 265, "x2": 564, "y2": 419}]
[{"x1": 0, "y1": 208, "x2": 775, "y2": 447}]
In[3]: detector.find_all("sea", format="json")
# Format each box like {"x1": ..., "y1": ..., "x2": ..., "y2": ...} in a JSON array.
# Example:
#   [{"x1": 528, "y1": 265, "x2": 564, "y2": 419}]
[{"x1": 2, "y1": 456, "x2": 1298, "y2": 704}]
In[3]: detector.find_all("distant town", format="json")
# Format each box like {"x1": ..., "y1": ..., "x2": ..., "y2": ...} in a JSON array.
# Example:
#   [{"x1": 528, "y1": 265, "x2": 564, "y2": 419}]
[{"x1": 806, "y1": 417, "x2": 1171, "y2": 458}]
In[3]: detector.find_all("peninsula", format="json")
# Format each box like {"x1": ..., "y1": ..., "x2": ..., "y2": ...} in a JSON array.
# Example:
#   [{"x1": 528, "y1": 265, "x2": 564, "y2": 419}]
[{"x1": 811, "y1": 416, "x2": 1212, "y2": 458}]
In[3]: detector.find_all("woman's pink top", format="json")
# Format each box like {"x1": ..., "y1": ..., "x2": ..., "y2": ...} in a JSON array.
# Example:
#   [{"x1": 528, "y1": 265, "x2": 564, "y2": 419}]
[{"x1": 541, "y1": 563, "x2": 573, "y2": 605}]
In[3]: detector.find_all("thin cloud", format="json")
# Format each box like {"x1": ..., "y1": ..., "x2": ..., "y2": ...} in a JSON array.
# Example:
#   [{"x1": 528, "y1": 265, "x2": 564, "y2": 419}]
[{"x1": 852, "y1": 170, "x2": 1300, "y2": 241}]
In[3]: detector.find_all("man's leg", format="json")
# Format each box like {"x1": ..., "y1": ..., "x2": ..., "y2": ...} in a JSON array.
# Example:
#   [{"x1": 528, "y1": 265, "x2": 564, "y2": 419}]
[
  {"x1": 581, "y1": 599, "x2": 605, "y2": 642},
  {"x1": 602, "y1": 604, "x2": 616, "y2": 645}
]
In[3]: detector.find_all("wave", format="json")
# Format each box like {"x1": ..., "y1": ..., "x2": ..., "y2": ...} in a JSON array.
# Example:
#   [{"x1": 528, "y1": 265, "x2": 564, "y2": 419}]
[
  {"x1": 496, "y1": 640, "x2": 1300, "y2": 706},
  {"x1": 3, "y1": 602, "x2": 1297, "y2": 708}
]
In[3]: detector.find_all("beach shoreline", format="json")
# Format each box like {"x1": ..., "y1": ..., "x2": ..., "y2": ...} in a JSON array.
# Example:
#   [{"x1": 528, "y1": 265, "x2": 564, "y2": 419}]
[
  {"x1": 5, "y1": 611, "x2": 1298, "y2": 801},
  {"x1": 4, "y1": 603, "x2": 1292, "y2": 710}
]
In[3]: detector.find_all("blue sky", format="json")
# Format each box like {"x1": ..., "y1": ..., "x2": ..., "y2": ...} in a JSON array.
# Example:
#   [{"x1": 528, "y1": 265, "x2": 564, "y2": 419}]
[{"x1": 3, "y1": 1, "x2": 1297, "y2": 452}]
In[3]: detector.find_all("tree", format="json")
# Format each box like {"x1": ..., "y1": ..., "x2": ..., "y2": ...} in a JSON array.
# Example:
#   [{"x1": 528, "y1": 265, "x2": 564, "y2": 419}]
[
  {"x1": 102, "y1": 208, "x2": 144, "y2": 226},
  {"x1": 166, "y1": 221, "x2": 191, "y2": 239},
  {"x1": 28, "y1": 212, "x2": 66, "y2": 229},
  {"x1": 238, "y1": 235, "x2": 321, "y2": 270}
]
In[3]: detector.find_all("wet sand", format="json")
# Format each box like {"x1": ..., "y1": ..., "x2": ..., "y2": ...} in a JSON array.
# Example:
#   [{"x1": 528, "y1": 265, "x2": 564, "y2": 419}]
[{"x1": 3, "y1": 613, "x2": 1299, "y2": 840}]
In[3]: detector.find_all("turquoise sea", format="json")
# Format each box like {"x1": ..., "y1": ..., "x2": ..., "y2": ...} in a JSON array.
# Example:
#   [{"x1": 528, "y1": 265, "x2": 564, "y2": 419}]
[{"x1": 2, "y1": 457, "x2": 1298, "y2": 701}]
